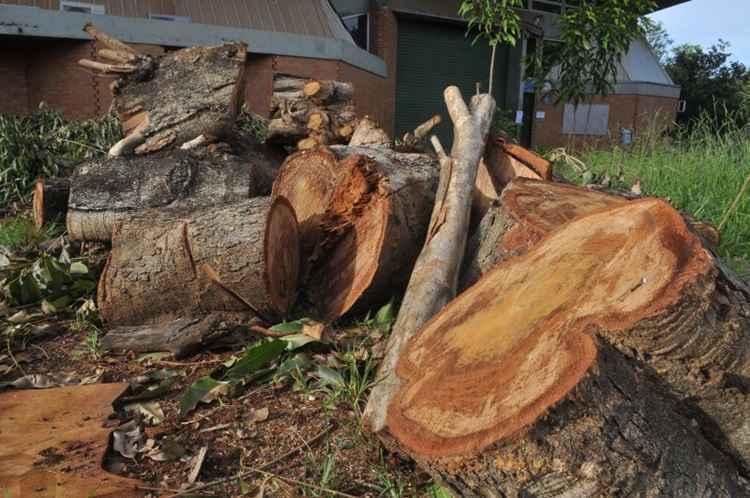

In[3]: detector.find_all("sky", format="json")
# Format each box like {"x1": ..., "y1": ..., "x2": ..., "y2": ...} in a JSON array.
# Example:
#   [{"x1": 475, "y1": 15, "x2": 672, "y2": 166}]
[{"x1": 648, "y1": 0, "x2": 750, "y2": 65}]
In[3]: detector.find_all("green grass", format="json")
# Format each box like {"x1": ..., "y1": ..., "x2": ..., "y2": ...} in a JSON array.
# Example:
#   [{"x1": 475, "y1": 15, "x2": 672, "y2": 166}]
[
  {"x1": 553, "y1": 114, "x2": 750, "y2": 262},
  {"x1": 0, "y1": 215, "x2": 62, "y2": 252}
]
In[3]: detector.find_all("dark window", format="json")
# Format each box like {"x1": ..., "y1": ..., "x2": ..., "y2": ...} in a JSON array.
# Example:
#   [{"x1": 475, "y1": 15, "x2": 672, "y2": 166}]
[
  {"x1": 343, "y1": 14, "x2": 369, "y2": 51},
  {"x1": 60, "y1": 1, "x2": 105, "y2": 14},
  {"x1": 149, "y1": 13, "x2": 191, "y2": 23}
]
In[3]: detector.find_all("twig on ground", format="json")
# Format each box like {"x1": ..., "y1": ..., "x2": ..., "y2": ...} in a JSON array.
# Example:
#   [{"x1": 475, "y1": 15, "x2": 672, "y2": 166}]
[
  {"x1": 248, "y1": 324, "x2": 290, "y2": 338},
  {"x1": 165, "y1": 424, "x2": 334, "y2": 497}
]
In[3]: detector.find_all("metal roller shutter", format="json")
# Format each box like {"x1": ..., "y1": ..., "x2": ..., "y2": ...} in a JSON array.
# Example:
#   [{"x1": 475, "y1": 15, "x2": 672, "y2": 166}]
[{"x1": 395, "y1": 17, "x2": 509, "y2": 147}]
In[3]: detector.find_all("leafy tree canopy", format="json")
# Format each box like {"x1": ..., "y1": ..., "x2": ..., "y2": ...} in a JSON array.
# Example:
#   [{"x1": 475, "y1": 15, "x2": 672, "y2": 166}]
[{"x1": 665, "y1": 40, "x2": 750, "y2": 126}]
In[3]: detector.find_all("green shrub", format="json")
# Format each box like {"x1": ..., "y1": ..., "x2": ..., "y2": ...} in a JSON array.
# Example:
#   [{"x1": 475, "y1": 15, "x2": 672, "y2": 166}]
[{"x1": 0, "y1": 105, "x2": 122, "y2": 210}]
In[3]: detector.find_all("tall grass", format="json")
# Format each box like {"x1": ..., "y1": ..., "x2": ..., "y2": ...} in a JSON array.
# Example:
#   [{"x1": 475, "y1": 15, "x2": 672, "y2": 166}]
[{"x1": 555, "y1": 112, "x2": 750, "y2": 261}]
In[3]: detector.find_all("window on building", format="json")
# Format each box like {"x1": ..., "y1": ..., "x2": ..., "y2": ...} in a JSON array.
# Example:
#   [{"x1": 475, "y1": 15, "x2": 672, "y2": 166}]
[
  {"x1": 562, "y1": 103, "x2": 610, "y2": 136},
  {"x1": 60, "y1": 1, "x2": 105, "y2": 15},
  {"x1": 343, "y1": 13, "x2": 369, "y2": 51},
  {"x1": 149, "y1": 13, "x2": 191, "y2": 23}
]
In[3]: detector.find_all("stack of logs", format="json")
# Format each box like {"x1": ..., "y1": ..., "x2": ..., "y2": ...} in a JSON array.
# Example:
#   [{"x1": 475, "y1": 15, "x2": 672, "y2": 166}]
[{"x1": 31, "y1": 24, "x2": 750, "y2": 498}]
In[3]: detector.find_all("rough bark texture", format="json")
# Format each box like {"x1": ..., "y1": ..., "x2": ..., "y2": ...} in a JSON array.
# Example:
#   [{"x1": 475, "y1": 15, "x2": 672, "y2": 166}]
[
  {"x1": 67, "y1": 147, "x2": 278, "y2": 241},
  {"x1": 109, "y1": 43, "x2": 247, "y2": 155},
  {"x1": 98, "y1": 197, "x2": 299, "y2": 326},
  {"x1": 33, "y1": 178, "x2": 70, "y2": 228},
  {"x1": 267, "y1": 75, "x2": 357, "y2": 147},
  {"x1": 100, "y1": 315, "x2": 224, "y2": 358},
  {"x1": 308, "y1": 145, "x2": 439, "y2": 321},
  {"x1": 381, "y1": 199, "x2": 749, "y2": 496},
  {"x1": 364, "y1": 88, "x2": 496, "y2": 435}
]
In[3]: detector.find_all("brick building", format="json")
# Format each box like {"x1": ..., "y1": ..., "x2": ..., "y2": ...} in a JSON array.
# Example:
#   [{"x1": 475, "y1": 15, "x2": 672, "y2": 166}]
[{"x1": 0, "y1": 0, "x2": 686, "y2": 148}]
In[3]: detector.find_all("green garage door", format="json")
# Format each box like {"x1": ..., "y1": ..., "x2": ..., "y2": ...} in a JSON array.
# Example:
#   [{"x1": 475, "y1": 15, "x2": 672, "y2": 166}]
[{"x1": 396, "y1": 18, "x2": 510, "y2": 147}]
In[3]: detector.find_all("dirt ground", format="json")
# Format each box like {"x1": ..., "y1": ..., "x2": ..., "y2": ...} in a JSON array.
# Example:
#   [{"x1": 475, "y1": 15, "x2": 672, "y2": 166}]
[{"x1": 3, "y1": 318, "x2": 436, "y2": 497}]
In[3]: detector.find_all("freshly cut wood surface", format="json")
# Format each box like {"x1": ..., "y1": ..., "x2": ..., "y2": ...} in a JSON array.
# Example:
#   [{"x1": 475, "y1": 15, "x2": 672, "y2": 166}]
[
  {"x1": 98, "y1": 197, "x2": 299, "y2": 326},
  {"x1": 462, "y1": 178, "x2": 629, "y2": 288},
  {"x1": 33, "y1": 178, "x2": 70, "y2": 229},
  {"x1": 271, "y1": 147, "x2": 342, "y2": 267},
  {"x1": 67, "y1": 147, "x2": 277, "y2": 241},
  {"x1": 384, "y1": 199, "x2": 746, "y2": 496},
  {"x1": 309, "y1": 146, "x2": 439, "y2": 321}
]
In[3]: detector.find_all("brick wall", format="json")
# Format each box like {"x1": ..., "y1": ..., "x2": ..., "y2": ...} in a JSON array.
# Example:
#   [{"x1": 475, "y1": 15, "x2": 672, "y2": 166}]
[
  {"x1": 0, "y1": 39, "x2": 30, "y2": 116},
  {"x1": 370, "y1": 7, "x2": 398, "y2": 134},
  {"x1": 532, "y1": 94, "x2": 679, "y2": 150}
]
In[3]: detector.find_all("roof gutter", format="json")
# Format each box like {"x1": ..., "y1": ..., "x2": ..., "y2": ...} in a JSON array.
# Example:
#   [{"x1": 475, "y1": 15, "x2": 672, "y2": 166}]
[{"x1": 0, "y1": 4, "x2": 387, "y2": 77}]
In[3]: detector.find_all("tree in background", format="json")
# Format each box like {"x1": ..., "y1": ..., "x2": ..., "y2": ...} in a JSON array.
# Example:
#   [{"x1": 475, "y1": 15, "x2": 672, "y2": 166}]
[
  {"x1": 460, "y1": 0, "x2": 657, "y2": 104},
  {"x1": 639, "y1": 16, "x2": 672, "y2": 65},
  {"x1": 665, "y1": 40, "x2": 750, "y2": 127}
]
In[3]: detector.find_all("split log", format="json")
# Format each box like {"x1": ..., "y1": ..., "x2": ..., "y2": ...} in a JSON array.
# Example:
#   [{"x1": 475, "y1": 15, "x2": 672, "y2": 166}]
[
  {"x1": 472, "y1": 137, "x2": 553, "y2": 222},
  {"x1": 267, "y1": 75, "x2": 357, "y2": 146},
  {"x1": 67, "y1": 148, "x2": 278, "y2": 241},
  {"x1": 365, "y1": 87, "x2": 495, "y2": 434},
  {"x1": 80, "y1": 25, "x2": 248, "y2": 156},
  {"x1": 33, "y1": 178, "x2": 70, "y2": 229},
  {"x1": 376, "y1": 199, "x2": 750, "y2": 496},
  {"x1": 98, "y1": 197, "x2": 300, "y2": 326}
]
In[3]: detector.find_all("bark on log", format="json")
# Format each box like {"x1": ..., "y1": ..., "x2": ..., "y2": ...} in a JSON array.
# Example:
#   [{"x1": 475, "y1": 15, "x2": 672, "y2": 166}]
[
  {"x1": 98, "y1": 197, "x2": 300, "y2": 326},
  {"x1": 378, "y1": 199, "x2": 750, "y2": 496},
  {"x1": 82, "y1": 28, "x2": 247, "y2": 156},
  {"x1": 364, "y1": 87, "x2": 495, "y2": 435},
  {"x1": 101, "y1": 315, "x2": 224, "y2": 358},
  {"x1": 33, "y1": 178, "x2": 70, "y2": 229},
  {"x1": 67, "y1": 147, "x2": 278, "y2": 241}
]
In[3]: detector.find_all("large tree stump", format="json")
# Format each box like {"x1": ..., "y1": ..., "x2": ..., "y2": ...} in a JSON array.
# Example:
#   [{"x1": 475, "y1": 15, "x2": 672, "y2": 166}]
[
  {"x1": 67, "y1": 148, "x2": 278, "y2": 241},
  {"x1": 98, "y1": 197, "x2": 299, "y2": 326},
  {"x1": 33, "y1": 178, "x2": 70, "y2": 228},
  {"x1": 376, "y1": 199, "x2": 750, "y2": 496}
]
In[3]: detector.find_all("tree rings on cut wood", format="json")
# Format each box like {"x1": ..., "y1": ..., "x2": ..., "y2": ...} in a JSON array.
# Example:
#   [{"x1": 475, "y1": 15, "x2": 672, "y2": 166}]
[
  {"x1": 308, "y1": 146, "x2": 438, "y2": 321},
  {"x1": 462, "y1": 178, "x2": 629, "y2": 289},
  {"x1": 271, "y1": 147, "x2": 342, "y2": 267},
  {"x1": 98, "y1": 197, "x2": 299, "y2": 326},
  {"x1": 33, "y1": 178, "x2": 70, "y2": 229},
  {"x1": 384, "y1": 199, "x2": 746, "y2": 496}
]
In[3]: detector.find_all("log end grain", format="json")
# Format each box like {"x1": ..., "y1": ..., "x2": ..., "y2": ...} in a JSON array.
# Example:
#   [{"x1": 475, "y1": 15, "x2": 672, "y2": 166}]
[
  {"x1": 264, "y1": 196, "x2": 301, "y2": 315},
  {"x1": 387, "y1": 198, "x2": 713, "y2": 460}
]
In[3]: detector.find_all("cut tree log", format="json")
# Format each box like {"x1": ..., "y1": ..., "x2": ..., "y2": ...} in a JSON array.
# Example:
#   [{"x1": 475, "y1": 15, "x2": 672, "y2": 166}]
[
  {"x1": 98, "y1": 196, "x2": 300, "y2": 326},
  {"x1": 271, "y1": 147, "x2": 342, "y2": 267},
  {"x1": 80, "y1": 25, "x2": 248, "y2": 156},
  {"x1": 462, "y1": 178, "x2": 629, "y2": 289},
  {"x1": 267, "y1": 75, "x2": 357, "y2": 147},
  {"x1": 272, "y1": 145, "x2": 439, "y2": 310},
  {"x1": 472, "y1": 137, "x2": 552, "y2": 222},
  {"x1": 33, "y1": 178, "x2": 70, "y2": 228},
  {"x1": 67, "y1": 147, "x2": 278, "y2": 241},
  {"x1": 377, "y1": 198, "x2": 750, "y2": 496},
  {"x1": 364, "y1": 86, "x2": 495, "y2": 434}
]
